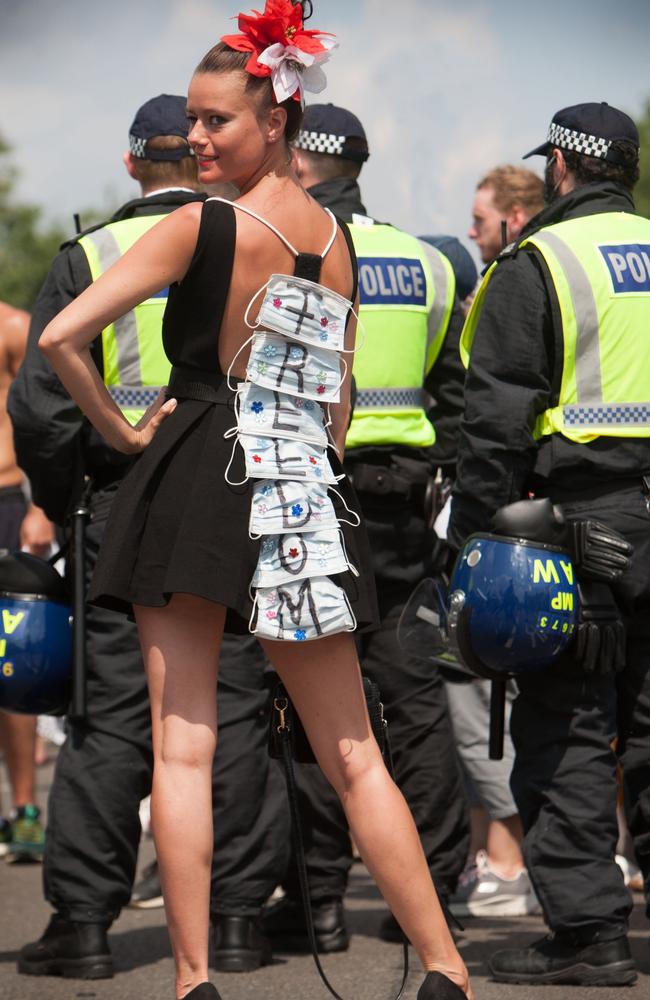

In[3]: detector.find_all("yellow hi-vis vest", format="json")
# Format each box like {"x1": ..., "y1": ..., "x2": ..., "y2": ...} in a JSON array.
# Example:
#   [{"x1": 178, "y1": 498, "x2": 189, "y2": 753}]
[
  {"x1": 460, "y1": 211, "x2": 650, "y2": 443},
  {"x1": 78, "y1": 216, "x2": 171, "y2": 426},
  {"x1": 346, "y1": 220, "x2": 455, "y2": 449}
]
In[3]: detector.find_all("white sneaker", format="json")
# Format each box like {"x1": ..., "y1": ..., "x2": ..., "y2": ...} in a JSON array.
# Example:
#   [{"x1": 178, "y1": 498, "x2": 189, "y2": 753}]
[{"x1": 449, "y1": 850, "x2": 542, "y2": 917}]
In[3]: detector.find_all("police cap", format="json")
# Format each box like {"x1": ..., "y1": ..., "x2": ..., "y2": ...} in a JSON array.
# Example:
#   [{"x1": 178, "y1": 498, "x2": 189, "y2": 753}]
[
  {"x1": 295, "y1": 103, "x2": 370, "y2": 162},
  {"x1": 523, "y1": 102, "x2": 639, "y2": 166},
  {"x1": 129, "y1": 94, "x2": 193, "y2": 161}
]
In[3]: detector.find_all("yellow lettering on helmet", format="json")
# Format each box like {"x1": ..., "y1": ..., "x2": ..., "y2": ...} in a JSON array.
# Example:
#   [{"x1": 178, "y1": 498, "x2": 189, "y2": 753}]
[
  {"x1": 2, "y1": 610, "x2": 25, "y2": 635},
  {"x1": 2, "y1": 662, "x2": 14, "y2": 677},
  {"x1": 551, "y1": 592, "x2": 574, "y2": 611},
  {"x1": 533, "y1": 559, "x2": 560, "y2": 584},
  {"x1": 560, "y1": 560, "x2": 574, "y2": 585},
  {"x1": 0, "y1": 639, "x2": 5, "y2": 657}
]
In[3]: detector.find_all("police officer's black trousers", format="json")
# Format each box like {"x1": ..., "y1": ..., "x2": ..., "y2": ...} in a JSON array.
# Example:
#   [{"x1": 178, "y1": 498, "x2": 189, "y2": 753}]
[
  {"x1": 510, "y1": 483, "x2": 650, "y2": 939},
  {"x1": 281, "y1": 496, "x2": 470, "y2": 905},
  {"x1": 43, "y1": 488, "x2": 288, "y2": 925}
]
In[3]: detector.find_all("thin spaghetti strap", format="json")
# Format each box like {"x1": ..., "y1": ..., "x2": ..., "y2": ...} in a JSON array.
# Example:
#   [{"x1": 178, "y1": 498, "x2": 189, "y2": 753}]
[
  {"x1": 320, "y1": 208, "x2": 339, "y2": 259},
  {"x1": 207, "y1": 196, "x2": 300, "y2": 258}
]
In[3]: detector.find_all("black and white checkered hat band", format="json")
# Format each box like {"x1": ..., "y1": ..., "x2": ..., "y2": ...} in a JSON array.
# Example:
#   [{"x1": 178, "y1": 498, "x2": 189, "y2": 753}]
[
  {"x1": 295, "y1": 130, "x2": 346, "y2": 156},
  {"x1": 129, "y1": 135, "x2": 148, "y2": 158},
  {"x1": 548, "y1": 122, "x2": 611, "y2": 159}
]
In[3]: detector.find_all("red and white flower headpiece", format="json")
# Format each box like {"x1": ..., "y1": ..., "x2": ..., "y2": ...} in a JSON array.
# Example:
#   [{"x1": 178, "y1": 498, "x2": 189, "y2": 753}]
[{"x1": 221, "y1": 0, "x2": 337, "y2": 108}]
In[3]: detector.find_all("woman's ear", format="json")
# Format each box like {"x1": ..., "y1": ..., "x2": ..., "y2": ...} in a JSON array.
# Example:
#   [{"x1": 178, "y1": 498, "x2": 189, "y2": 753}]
[{"x1": 267, "y1": 105, "x2": 287, "y2": 143}]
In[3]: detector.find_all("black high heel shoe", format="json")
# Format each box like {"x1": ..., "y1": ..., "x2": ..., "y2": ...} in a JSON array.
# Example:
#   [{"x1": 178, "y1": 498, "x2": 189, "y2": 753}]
[
  {"x1": 417, "y1": 970, "x2": 467, "y2": 999},
  {"x1": 183, "y1": 983, "x2": 222, "y2": 999}
]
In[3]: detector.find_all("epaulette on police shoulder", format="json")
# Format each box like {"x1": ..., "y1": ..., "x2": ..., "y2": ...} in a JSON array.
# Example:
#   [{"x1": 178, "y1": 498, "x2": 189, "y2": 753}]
[
  {"x1": 59, "y1": 218, "x2": 112, "y2": 252},
  {"x1": 480, "y1": 236, "x2": 526, "y2": 277}
]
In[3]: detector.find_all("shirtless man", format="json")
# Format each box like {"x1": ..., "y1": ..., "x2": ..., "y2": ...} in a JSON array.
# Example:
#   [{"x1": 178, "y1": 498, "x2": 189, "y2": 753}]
[{"x1": 0, "y1": 300, "x2": 55, "y2": 862}]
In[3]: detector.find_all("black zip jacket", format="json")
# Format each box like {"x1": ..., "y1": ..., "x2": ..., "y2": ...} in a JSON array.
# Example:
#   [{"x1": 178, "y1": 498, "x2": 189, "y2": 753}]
[
  {"x1": 8, "y1": 190, "x2": 205, "y2": 525},
  {"x1": 307, "y1": 177, "x2": 466, "y2": 472},
  {"x1": 448, "y1": 181, "x2": 650, "y2": 548}
]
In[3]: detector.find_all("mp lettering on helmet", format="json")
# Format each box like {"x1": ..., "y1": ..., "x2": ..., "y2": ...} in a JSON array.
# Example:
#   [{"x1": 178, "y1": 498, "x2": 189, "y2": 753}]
[
  {"x1": 358, "y1": 257, "x2": 427, "y2": 306},
  {"x1": 599, "y1": 244, "x2": 650, "y2": 293}
]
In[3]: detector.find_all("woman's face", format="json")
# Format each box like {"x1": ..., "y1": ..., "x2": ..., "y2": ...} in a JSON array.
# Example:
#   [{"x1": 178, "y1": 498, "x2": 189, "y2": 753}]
[{"x1": 186, "y1": 71, "x2": 276, "y2": 190}]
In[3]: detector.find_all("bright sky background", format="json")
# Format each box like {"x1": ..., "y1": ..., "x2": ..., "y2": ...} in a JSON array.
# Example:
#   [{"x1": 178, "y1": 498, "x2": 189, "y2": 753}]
[{"x1": 1, "y1": 0, "x2": 649, "y2": 262}]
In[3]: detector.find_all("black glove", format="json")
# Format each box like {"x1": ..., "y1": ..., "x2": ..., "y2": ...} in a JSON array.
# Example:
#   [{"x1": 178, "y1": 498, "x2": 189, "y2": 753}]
[
  {"x1": 565, "y1": 518, "x2": 633, "y2": 583},
  {"x1": 573, "y1": 581, "x2": 626, "y2": 674}
]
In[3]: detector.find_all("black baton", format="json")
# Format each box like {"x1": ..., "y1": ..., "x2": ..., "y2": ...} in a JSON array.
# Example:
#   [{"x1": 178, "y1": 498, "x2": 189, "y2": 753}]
[
  {"x1": 68, "y1": 485, "x2": 92, "y2": 721},
  {"x1": 489, "y1": 679, "x2": 507, "y2": 760}
]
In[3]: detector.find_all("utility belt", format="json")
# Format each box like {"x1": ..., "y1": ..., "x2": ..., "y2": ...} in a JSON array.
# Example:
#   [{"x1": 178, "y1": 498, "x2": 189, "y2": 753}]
[
  {"x1": 539, "y1": 473, "x2": 650, "y2": 505},
  {"x1": 345, "y1": 453, "x2": 444, "y2": 524}
]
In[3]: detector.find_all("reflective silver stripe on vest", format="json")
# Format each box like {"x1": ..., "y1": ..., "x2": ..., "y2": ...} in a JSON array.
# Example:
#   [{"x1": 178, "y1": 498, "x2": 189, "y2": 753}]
[
  {"x1": 355, "y1": 387, "x2": 425, "y2": 409},
  {"x1": 423, "y1": 245, "x2": 450, "y2": 351},
  {"x1": 107, "y1": 386, "x2": 163, "y2": 409},
  {"x1": 83, "y1": 229, "x2": 143, "y2": 387},
  {"x1": 563, "y1": 402, "x2": 650, "y2": 428},
  {"x1": 533, "y1": 230, "x2": 603, "y2": 403}
]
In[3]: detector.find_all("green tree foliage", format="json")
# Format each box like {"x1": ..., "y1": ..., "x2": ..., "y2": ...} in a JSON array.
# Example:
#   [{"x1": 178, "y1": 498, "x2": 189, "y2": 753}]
[
  {"x1": 0, "y1": 136, "x2": 67, "y2": 311},
  {"x1": 634, "y1": 99, "x2": 650, "y2": 219}
]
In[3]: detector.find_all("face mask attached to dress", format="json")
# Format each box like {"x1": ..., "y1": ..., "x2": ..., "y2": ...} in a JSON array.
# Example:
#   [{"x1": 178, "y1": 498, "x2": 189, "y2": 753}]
[
  {"x1": 235, "y1": 383, "x2": 328, "y2": 447},
  {"x1": 251, "y1": 575, "x2": 356, "y2": 642},
  {"x1": 247, "y1": 332, "x2": 345, "y2": 404},
  {"x1": 250, "y1": 479, "x2": 340, "y2": 536},
  {"x1": 256, "y1": 274, "x2": 351, "y2": 353},
  {"x1": 232, "y1": 433, "x2": 338, "y2": 485},
  {"x1": 251, "y1": 528, "x2": 357, "y2": 589}
]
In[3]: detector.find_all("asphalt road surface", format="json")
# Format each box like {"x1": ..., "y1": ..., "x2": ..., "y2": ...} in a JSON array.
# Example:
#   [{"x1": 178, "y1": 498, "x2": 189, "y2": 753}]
[{"x1": 1, "y1": 752, "x2": 647, "y2": 1000}]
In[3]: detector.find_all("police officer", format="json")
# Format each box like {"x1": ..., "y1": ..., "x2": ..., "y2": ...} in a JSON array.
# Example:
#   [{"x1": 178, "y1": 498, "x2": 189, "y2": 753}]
[
  {"x1": 9, "y1": 95, "x2": 286, "y2": 978},
  {"x1": 449, "y1": 102, "x2": 648, "y2": 986},
  {"x1": 263, "y1": 103, "x2": 470, "y2": 950}
]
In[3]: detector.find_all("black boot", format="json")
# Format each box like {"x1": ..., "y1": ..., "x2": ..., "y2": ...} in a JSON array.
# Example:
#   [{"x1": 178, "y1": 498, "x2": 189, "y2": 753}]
[
  {"x1": 488, "y1": 932, "x2": 637, "y2": 986},
  {"x1": 417, "y1": 971, "x2": 467, "y2": 999},
  {"x1": 17, "y1": 913, "x2": 113, "y2": 979},
  {"x1": 262, "y1": 895, "x2": 349, "y2": 953},
  {"x1": 211, "y1": 914, "x2": 272, "y2": 972}
]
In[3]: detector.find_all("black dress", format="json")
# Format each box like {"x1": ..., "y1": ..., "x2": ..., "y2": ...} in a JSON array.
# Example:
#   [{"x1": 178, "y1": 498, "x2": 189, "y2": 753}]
[{"x1": 88, "y1": 199, "x2": 379, "y2": 636}]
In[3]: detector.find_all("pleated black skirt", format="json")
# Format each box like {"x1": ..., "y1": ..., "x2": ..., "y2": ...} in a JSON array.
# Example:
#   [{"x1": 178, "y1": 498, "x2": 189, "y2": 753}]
[{"x1": 88, "y1": 391, "x2": 379, "y2": 636}]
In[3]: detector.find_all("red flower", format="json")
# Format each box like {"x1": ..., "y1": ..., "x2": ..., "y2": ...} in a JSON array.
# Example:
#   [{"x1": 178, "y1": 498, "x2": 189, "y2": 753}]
[
  {"x1": 309, "y1": 455, "x2": 318, "y2": 464},
  {"x1": 252, "y1": 454, "x2": 262, "y2": 463},
  {"x1": 289, "y1": 547, "x2": 299, "y2": 558},
  {"x1": 316, "y1": 384, "x2": 326, "y2": 394},
  {"x1": 222, "y1": 0, "x2": 334, "y2": 93},
  {"x1": 273, "y1": 296, "x2": 282, "y2": 308},
  {"x1": 320, "y1": 316, "x2": 328, "y2": 327}
]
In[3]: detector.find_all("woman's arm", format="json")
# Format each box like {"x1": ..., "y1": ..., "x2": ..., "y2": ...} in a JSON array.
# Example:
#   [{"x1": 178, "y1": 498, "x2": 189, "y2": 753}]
[
  {"x1": 39, "y1": 203, "x2": 202, "y2": 454},
  {"x1": 328, "y1": 290, "x2": 359, "y2": 456}
]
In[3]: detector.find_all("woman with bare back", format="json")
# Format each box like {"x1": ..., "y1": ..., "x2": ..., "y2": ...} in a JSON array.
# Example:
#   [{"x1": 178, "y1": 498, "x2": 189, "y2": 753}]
[{"x1": 39, "y1": 3, "x2": 473, "y2": 998}]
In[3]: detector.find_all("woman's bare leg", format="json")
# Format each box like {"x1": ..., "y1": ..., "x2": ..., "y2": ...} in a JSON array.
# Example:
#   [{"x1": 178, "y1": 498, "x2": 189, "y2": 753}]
[
  {"x1": 135, "y1": 595, "x2": 225, "y2": 1000},
  {"x1": 261, "y1": 632, "x2": 472, "y2": 999}
]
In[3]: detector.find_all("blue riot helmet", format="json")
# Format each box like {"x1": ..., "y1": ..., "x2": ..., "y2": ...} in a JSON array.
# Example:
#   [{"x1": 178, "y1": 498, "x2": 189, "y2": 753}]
[
  {"x1": 0, "y1": 550, "x2": 72, "y2": 715},
  {"x1": 447, "y1": 532, "x2": 579, "y2": 680}
]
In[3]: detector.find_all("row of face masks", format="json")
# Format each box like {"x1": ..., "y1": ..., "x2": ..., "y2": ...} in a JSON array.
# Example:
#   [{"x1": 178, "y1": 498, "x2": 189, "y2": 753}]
[
  {"x1": 249, "y1": 479, "x2": 360, "y2": 537},
  {"x1": 247, "y1": 331, "x2": 345, "y2": 404},
  {"x1": 255, "y1": 274, "x2": 351, "y2": 353},
  {"x1": 235, "y1": 383, "x2": 328, "y2": 447},
  {"x1": 251, "y1": 527, "x2": 357, "y2": 589},
  {"x1": 235, "y1": 275, "x2": 359, "y2": 645},
  {"x1": 251, "y1": 575, "x2": 356, "y2": 642}
]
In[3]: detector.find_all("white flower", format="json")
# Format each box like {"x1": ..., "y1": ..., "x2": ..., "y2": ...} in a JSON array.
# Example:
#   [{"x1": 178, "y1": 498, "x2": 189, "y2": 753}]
[{"x1": 257, "y1": 39, "x2": 337, "y2": 107}]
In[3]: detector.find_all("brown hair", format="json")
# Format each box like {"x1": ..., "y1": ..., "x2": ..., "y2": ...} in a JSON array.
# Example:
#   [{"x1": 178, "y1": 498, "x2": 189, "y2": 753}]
[
  {"x1": 477, "y1": 165, "x2": 544, "y2": 217},
  {"x1": 295, "y1": 148, "x2": 363, "y2": 182},
  {"x1": 195, "y1": 42, "x2": 303, "y2": 144},
  {"x1": 560, "y1": 140, "x2": 639, "y2": 192},
  {"x1": 131, "y1": 135, "x2": 200, "y2": 190}
]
